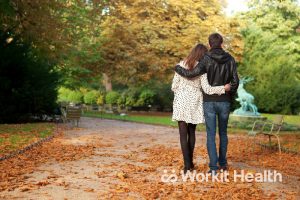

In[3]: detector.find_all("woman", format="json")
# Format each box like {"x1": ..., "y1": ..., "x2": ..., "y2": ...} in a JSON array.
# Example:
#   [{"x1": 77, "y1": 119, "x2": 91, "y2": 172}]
[{"x1": 171, "y1": 44, "x2": 230, "y2": 172}]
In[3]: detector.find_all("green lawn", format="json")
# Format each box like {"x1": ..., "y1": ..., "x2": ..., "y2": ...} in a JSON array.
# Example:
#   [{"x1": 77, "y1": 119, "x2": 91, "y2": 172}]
[
  {"x1": 84, "y1": 111, "x2": 208, "y2": 132},
  {"x1": 83, "y1": 111, "x2": 300, "y2": 133},
  {"x1": 0, "y1": 123, "x2": 55, "y2": 156},
  {"x1": 261, "y1": 113, "x2": 300, "y2": 126},
  {"x1": 83, "y1": 111, "x2": 178, "y2": 127}
]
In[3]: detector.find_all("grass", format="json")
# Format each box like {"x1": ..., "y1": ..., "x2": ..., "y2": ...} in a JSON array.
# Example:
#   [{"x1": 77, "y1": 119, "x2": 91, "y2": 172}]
[
  {"x1": 83, "y1": 111, "x2": 299, "y2": 130},
  {"x1": 261, "y1": 113, "x2": 299, "y2": 126},
  {"x1": 87, "y1": 112, "x2": 177, "y2": 126},
  {"x1": 0, "y1": 123, "x2": 55, "y2": 155}
]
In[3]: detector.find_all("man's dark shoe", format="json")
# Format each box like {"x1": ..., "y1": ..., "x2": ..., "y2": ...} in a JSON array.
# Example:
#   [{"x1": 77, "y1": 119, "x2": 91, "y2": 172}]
[
  {"x1": 207, "y1": 169, "x2": 218, "y2": 175},
  {"x1": 219, "y1": 166, "x2": 228, "y2": 171},
  {"x1": 183, "y1": 167, "x2": 191, "y2": 174},
  {"x1": 190, "y1": 162, "x2": 195, "y2": 170}
]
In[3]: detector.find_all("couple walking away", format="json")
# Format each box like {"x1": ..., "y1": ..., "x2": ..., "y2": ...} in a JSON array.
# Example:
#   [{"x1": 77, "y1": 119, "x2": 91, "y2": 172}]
[{"x1": 172, "y1": 33, "x2": 239, "y2": 174}]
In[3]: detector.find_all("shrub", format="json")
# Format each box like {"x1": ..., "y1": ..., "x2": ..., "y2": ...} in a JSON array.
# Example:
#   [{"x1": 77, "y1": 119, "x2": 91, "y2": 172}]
[
  {"x1": 149, "y1": 83, "x2": 173, "y2": 110},
  {"x1": 58, "y1": 87, "x2": 72, "y2": 102},
  {"x1": 58, "y1": 88, "x2": 83, "y2": 104},
  {"x1": 117, "y1": 92, "x2": 127, "y2": 106},
  {"x1": 96, "y1": 95, "x2": 105, "y2": 105},
  {"x1": 113, "y1": 83, "x2": 173, "y2": 109},
  {"x1": 123, "y1": 88, "x2": 139, "y2": 107},
  {"x1": 68, "y1": 90, "x2": 83, "y2": 104},
  {"x1": 125, "y1": 95, "x2": 137, "y2": 107},
  {"x1": 105, "y1": 91, "x2": 120, "y2": 105},
  {"x1": 84, "y1": 90, "x2": 100, "y2": 105},
  {"x1": 136, "y1": 89, "x2": 155, "y2": 106}
]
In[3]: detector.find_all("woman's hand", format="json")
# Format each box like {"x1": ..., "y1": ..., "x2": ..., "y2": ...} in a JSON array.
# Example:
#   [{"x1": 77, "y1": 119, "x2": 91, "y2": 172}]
[{"x1": 224, "y1": 84, "x2": 231, "y2": 92}]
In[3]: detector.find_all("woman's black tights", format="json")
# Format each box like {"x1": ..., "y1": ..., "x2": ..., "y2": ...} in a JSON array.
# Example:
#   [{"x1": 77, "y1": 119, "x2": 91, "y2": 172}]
[{"x1": 178, "y1": 121, "x2": 196, "y2": 170}]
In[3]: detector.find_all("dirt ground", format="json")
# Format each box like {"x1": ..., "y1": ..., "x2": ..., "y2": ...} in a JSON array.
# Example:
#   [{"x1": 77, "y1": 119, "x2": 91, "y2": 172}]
[{"x1": 0, "y1": 117, "x2": 299, "y2": 199}]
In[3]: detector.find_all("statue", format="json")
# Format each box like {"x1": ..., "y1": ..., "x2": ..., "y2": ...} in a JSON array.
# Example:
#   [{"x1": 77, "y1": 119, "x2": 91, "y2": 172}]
[{"x1": 233, "y1": 77, "x2": 260, "y2": 116}]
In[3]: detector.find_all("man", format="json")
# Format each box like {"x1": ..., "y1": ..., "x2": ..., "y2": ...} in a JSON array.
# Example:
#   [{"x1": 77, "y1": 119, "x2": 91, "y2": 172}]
[{"x1": 175, "y1": 33, "x2": 239, "y2": 173}]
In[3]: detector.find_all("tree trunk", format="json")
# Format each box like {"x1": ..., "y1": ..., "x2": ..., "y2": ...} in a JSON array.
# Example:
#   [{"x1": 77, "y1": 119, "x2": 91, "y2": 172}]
[{"x1": 102, "y1": 73, "x2": 112, "y2": 92}]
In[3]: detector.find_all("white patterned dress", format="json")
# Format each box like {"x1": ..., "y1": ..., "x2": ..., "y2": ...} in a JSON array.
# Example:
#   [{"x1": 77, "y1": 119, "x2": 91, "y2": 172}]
[{"x1": 172, "y1": 61, "x2": 225, "y2": 124}]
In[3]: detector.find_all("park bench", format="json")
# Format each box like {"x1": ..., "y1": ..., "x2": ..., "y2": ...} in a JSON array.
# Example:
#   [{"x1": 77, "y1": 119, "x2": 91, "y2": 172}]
[
  {"x1": 248, "y1": 115, "x2": 284, "y2": 153},
  {"x1": 61, "y1": 106, "x2": 82, "y2": 127},
  {"x1": 104, "y1": 104, "x2": 114, "y2": 116},
  {"x1": 116, "y1": 106, "x2": 128, "y2": 121},
  {"x1": 103, "y1": 104, "x2": 128, "y2": 120},
  {"x1": 96, "y1": 105, "x2": 104, "y2": 119}
]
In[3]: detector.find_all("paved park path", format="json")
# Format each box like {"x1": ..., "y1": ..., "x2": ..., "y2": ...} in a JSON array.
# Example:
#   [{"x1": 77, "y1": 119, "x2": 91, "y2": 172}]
[{"x1": 1, "y1": 117, "x2": 299, "y2": 199}]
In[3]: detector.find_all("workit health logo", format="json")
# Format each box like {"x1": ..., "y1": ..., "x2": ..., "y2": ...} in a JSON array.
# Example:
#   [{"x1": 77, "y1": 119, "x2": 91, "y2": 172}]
[{"x1": 161, "y1": 170, "x2": 282, "y2": 183}]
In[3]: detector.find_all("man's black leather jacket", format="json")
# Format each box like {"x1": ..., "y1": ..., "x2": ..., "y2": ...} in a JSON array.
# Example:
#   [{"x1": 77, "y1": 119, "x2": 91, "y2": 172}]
[{"x1": 175, "y1": 48, "x2": 239, "y2": 102}]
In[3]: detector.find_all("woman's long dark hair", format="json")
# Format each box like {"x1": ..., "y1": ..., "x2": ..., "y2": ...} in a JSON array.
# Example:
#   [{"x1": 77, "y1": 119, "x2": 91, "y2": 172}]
[{"x1": 184, "y1": 44, "x2": 208, "y2": 70}]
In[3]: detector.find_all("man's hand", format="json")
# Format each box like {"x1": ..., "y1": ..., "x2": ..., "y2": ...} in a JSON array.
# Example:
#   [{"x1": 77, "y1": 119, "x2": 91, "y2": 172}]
[
  {"x1": 224, "y1": 84, "x2": 231, "y2": 92},
  {"x1": 174, "y1": 57, "x2": 207, "y2": 78}
]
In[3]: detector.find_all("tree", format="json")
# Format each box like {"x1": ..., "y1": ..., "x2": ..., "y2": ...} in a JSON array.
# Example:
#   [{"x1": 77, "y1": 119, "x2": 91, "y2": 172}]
[
  {"x1": 58, "y1": 0, "x2": 107, "y2": 88},
  {"x1": 240, "y1": 0, "x2": 300, "y2": 114},
  {"x1": 0, "y1": 0, "x2": 71, "y2": 60},
  {"x1": 0, "y1": 31, "x2": 59, "y2": 123},
  {"x1": 0, "y1": 0, "x2": 107, "y2": 89},
  {"x1": 99, "y1": 0, "x2": 243, "y2": 88},
  {"x1": 1, "y1": 0, "x2": 246, "y2": 114}
]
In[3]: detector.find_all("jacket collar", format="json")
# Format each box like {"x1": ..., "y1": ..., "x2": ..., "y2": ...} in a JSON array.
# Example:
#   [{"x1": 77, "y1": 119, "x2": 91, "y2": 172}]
[{"x1": 209, "y1": 47, "x2": 223, "y2": 51}]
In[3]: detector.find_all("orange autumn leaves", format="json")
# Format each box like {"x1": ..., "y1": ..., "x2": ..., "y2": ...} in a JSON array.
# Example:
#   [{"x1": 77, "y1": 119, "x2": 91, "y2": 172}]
[
  {"x1": 0, "y1": 126, "x2": 299, "y2": 199},
  {"x1": 0, "y1": 129, "x2": 104, "y2": 192}
]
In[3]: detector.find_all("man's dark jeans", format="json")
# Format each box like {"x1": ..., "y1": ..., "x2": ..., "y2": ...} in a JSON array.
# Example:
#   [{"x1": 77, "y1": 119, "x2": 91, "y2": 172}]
[{"x1": 203, "y1": 101, "x2": 231, "y2": 170}]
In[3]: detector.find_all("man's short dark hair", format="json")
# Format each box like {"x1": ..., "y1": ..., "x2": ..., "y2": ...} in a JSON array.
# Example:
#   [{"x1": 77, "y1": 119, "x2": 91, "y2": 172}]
[{"x1": 208, "y1": 33, "x2": 223, "y2": 48}]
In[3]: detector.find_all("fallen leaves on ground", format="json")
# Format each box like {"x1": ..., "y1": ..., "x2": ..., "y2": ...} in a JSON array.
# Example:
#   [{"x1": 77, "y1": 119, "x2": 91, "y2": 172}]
[
  {"x1": 0, "y1": 127, "x2": 109, "y2": 192},
  {"x1": 101, "y1": 139, "x2": 299, "y2": 199},
  {"x1": 98, "y1": 145, "x2": 268, "y2": 200},
  {"x1": 1, "y1": 123, "x2": 299, "y2": 199},
  {"x1": 228, "y1": 137, "x2": 300, "y2": 177}
]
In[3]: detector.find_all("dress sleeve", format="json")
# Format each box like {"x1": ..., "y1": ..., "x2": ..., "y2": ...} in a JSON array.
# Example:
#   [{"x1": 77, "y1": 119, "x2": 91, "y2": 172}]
[
  {"x1": 171, "y1": 73, "x2": 181, "y2": 92},
  {"x1": 200, "y1": 73, "x2": 225, "y2": 95}
]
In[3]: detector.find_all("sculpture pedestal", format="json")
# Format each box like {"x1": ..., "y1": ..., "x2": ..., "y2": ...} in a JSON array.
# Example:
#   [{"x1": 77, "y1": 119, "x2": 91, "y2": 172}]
[{"x1": 230, "y1": 114, "x2": 267, "y2": 123}]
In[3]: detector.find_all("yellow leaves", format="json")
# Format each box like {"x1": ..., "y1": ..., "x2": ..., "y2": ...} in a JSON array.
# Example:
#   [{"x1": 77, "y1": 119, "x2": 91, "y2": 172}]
[
  {"x1": 84, "y1": 188, "x2": 95, "y2": 192},
  {"x1": 20, "y1": 186, "x2": 32, "y2": 192},
  {"x1": 6, "y1": 37, "x2": 13, "y2": 44},
  {"x1": 98, "y1": 0, "x2": 244, "y2": 84},
  {"x1": 114, "y1": 185, "x2": 130, "y2": 193},
  {"x1": 57, "y1": 180, "x2": 70, "y2": 188},
  {"x1": 116, "y1": 171, "x2": 128, "y2": 180},
  {"x1": 36, "y1": 180, "x2": 50, "y2": 186}
]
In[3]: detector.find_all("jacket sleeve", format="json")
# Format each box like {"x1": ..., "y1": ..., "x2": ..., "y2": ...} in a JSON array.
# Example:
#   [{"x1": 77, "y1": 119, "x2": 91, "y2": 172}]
[
  {"x1": 200, "y1": 74, "x2": 225, "y2": 95},
  {"x1": 171, "y1": 73, "x2": 180, "y2": 92},
  {"x1": 174, "y1": 56, "x2": 207, "y2": 78},
  {"x1": 230, "y1": 58, "x2": 239, "y2": 94}
]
